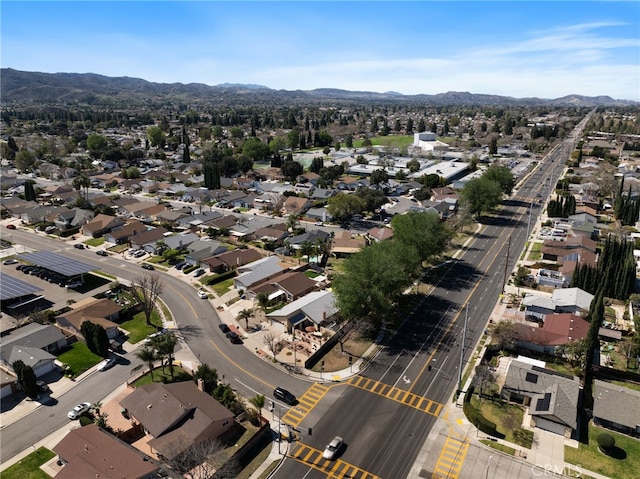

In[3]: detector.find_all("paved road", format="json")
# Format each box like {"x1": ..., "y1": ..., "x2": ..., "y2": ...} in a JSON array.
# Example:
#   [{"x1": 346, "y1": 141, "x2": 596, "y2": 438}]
[{"x1": 271, "y1": 115, "x2": 590, "y2": 479}]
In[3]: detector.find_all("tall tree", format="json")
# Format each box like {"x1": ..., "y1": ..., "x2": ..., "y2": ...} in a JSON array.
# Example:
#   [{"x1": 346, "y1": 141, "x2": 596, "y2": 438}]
[
  {"x1": 391, "y1": 211, "x2": 451, "y2": 263},
  {"x1": 130, "y1": 273, "x2": 163, "y2": 325},
  {"x1": 135, "y1": 347, "x2": 157, "y2": 381},
  {"x1": 460, "y1": 176, "x2": 503, "y2": 219}
]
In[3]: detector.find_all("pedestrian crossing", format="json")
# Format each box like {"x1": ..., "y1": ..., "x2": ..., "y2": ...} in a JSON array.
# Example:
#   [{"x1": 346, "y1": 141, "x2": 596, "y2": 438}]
[
  {"x1": 290, "y1": 443, "x2": 380, "y2": 479},
  {"x1": 281, "y1": 383, "x2": 330, "y2": 427},
  {"x1": 431, "y1": 434, "x2": 469, "y2": 479},
  {"x1": 347, "y1": 376, "x2": 443, "y2": 417}
]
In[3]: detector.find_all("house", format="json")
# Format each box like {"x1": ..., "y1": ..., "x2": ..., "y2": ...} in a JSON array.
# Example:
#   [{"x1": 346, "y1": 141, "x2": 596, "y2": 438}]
[
  {"x1": 0, "y1": 369, "x2": 19, "y2": 399},
  {"x1": 129, "y1": 227, "x2": 169, "y2": 253},
  {"x1": 285, "y1": 230, "x2": 331, "y2": 251},
  {"x1": 500, "y1": 358, "x2": 581, "y2": 436},
  {"x1": 593, "y1": 380, "x2": 640, "y2": 437},
  {"x1": 366, "y1": 226, "x2": 394, "y2": 243},
  {"x1": 248, "y1": 270, "x2": 318, "y2": 302},
  {"x1": 305, "y1": 206, "x2": 333, "y2": 222},
  {"x1": 0, "y1": 323, "x2": 68, "y2": 378},
  {"x1": 200, "y1": 248, "x2": 263, "y2": 273},
  {"x1": 162, "y1": 232, "x2": 200, "y2": 251},
  {"x1": 267, "y1": 290, "x2": 339, "y2": 332},
  {"x1": 254, "y1": 223, "x2": 289, "y2": 242},
  {"x1": 184, "y1": 239, "x2": 227, "y2": 266},
  {"x1": 135, "y1": 204, "x2": 169, "y2": 223},
  {"x1": 52, "y1": 424, "x2": 159, "y2": 479},
  {"x1": 48, "y1": 208, "x2": 94, "y2": 231},
  {"x1": 56, "y1": 298, "x2": 123, "y2": 340},
  {"x1": 514, "y1": 313, "x2": 590, "y2": 355},
  {"x1": 522, "y1": 288, "x2": 594, "y2": 320},
  {"x1": 330, "y1": 230, "x2": 366, "y2": 257},
  {"x1": 119, "y1": 382, "x2": 234, "y2": 460},
  {"x1": 282, "y1": 196, "x2": 312, "y2": 216},
  {"x1": 81, "y1": 214, "x2": 125, "y2": 238},
  {"x1": 105, "y1": 220, "x2": 146, "y2": 244},
  {"x1": 21, "y1": 205, "x2": 69, "y2": 225},
  {"x1": 234, "y1": 256, "x2": 289, "y2": 291}
]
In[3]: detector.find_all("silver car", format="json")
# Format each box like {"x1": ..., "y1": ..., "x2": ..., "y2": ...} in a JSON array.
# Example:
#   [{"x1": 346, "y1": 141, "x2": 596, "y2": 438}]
[
  {"x1": 322, "y1": 436, "x2": 343, "y2": 460},
  {"x1": 67, "y1": 402, "x2": 92, "y2": 420}
]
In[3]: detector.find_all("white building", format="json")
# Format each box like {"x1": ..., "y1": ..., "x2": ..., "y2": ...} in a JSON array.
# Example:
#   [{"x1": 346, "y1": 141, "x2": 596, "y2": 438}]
[{"x1": 413, "y1": 132, "x2": 449, "y2": 152}]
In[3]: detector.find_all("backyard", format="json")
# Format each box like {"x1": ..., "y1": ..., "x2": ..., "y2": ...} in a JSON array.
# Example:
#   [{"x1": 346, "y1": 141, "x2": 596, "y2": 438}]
[{"x1": 564, "y1": 423, "x2": 640, "y2": 479}]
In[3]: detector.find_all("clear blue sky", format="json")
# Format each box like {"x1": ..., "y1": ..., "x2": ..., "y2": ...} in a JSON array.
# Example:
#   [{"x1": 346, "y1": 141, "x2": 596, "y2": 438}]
[{"x1": 2, "y1": 1, "x2": 639, "y2": 100}]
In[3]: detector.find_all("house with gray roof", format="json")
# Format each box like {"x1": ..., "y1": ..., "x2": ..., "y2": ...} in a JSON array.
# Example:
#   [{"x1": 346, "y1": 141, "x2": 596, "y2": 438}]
[
  {"x1": 522, "y1": 287, "x2": 594, "y2": 321},
  {"x1": 267, "y1": 290, "x2": 339, "y2": 333},
  {"x1": 501, "y1": 359, "x2": 581, "y2": 436},
  {"x1": 184, "y1": 239, "x2": 227, "y2": 266},
  {"x1": 0, "y1": 323, "x2": 67, "y2": 378},
  {"x1": 593, "y1": 380, "x2": 640, "y2": 437},
  {"x1": 285, "y1": 230, "x2": 331, "y2": 250},
  {"x1": 1, "y1": 345, "x2": 57, "y2": 378},
  {"x1": 234, "y1": 256, "x2": 289, "y2": 291},
  {"x1": 163, "y1": 232, "x2": 200, "y2": 250}
]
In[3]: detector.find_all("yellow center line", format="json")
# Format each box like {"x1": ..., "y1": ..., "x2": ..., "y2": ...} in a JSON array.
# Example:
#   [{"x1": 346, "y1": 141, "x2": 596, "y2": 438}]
[{"x1": 209, "y1": 339, "x2": 275, "y2": 389}]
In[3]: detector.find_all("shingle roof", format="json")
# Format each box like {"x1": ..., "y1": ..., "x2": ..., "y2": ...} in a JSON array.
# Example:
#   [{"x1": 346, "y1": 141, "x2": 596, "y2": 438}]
[
  {"x1": 2, "y1": 323, "x2": 66, "y2": 350},
  {"x1": 593, "y1": 379, "x2": 640, "y2": 430}
]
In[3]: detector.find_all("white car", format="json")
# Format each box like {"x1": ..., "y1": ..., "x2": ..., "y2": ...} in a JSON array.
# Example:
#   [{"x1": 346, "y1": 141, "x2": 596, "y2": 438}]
[
  {"x1": 323, "y1": 436, "x2": 343, "y2": 460},
  {"x1": 198, "y1": 290, "x2": 208, "y2": 299},
  {"x1": 67, "y1": 402, "x2": 92, "y2": 420},
  {"x1": 96, "y1": 357, "x2": 116, "y2": 372},
  {"x1": 2, "y1": 259, "x2": 18, "y2": 265}
]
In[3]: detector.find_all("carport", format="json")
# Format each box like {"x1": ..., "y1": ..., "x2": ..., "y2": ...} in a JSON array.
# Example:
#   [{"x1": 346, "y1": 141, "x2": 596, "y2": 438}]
[{"x1": 15, "y1": 251, "x2": 95, "y2": 282}]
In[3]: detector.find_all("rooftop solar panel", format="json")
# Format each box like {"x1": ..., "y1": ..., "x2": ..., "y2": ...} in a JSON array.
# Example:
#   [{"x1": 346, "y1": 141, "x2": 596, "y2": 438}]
[
  {"x1": 0, "y1": 272, "x2": 44, "y2": 300},
  {"x1": 16, "y1": 251, "x2": 95, "y2": 277}
]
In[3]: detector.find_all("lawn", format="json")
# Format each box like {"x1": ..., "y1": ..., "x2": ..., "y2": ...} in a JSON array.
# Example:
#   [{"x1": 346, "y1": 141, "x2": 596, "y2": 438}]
[
  {"x1": 564, "y1": 423, "x2": 640, "y2": 479},
  {"x1": 119, "y1": 310, "x2": 163, "y2": 344},
  {"x1": 479, "y1": 439, "x2": 515, "y2": 456},
  {"x1": 2, "y1": 447, "x2": 55, "y2": 479},
  {"x1": 471, "y1": 396, "x2": 533, "y2": 448},
  {"x1": 526, "y1": 242, "x2": 543, "y2": 261},
  {"x1": 211, "y1": 278, "x2": 234, "y2": 295},
  {"x1": 57, "y1": 342, "x2": 103, "y2": 377},
  {"x1": 304, "y1": 270, "x2": 321, "y2": 278},
  {"x1": 130, "y1": 366, "x2": 192, "y2": 387},
  {"x1": 310, "y1": 334, "x2": 373, "y2": 372},
  {"x1": 354, "y1": 135, "x2": 414, "y2": 149},
  {"x1": 83, "y1": 237, "x2": 105, "y2": 247}
]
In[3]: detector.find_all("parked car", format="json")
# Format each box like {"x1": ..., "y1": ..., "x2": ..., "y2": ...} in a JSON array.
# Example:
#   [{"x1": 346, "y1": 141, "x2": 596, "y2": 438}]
[
  {"x1": 144, "y1": 329, "x2": 169, "y2": 344},
  {"x1": 73, "y1": 243, "x2": 85, "y2": 249},
  {"x1": 134, "y1": 250, "x2": 146, "y2": 258},
  {"x1": 96, "y1": 250, "x2": 108, "y2": 256},
  {"x1": 197, "y1": 290, "x2": 208, "y2": 299},
  {"x1": 323, "y1": 436, "x2": 344, "y2": 460},
  {"x1": 67, "y1": 402, "x2": 92, "y2": 420},
  {"x1": 274, "y1": 387, "x2": 297, "y2": 405},
  {"x1": 36, "y1": 379, "x2": 49, "y2": 392},
  {"x1": 96, "y1": 357, "x2": 116, "y2": 372},
  {"x1": 226, "y1": 331, "x2": 242, "y2": 344},
  {"x1": 45, "y1": 226, "x2": 56, "y2": 233},
  {"x1": 65, "y1": 280, "x2": 83, "y2": 289},
  {"x1": 193, "y1": 268, "x2": 205, "y2": 277},
  {"x1": 218, "y1": 323, "x2": 230, "y2": 334},
  {"x1": 174, "y1": 261, "x2": 187, "y2": 270},
  {"x1": 141, "y1": 263, "x2": 155, "y2": 270},
  {"x1": 6, "y1": 224, "x2": 16, "y2": 229},
  {"x1": 3, "y1": 259, "x2": 18, "y2": 265}
]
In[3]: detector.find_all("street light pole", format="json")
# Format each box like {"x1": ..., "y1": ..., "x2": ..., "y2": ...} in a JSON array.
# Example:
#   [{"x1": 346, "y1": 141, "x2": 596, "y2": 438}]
[{"x1": 485, "y1": 455, "x2": 494, "y2": 479}]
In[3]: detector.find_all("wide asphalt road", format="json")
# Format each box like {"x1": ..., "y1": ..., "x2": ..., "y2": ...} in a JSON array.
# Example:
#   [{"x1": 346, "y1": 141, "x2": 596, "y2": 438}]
[{"x1": 272, "y1": 117, "x2": 589, "y2": 479}]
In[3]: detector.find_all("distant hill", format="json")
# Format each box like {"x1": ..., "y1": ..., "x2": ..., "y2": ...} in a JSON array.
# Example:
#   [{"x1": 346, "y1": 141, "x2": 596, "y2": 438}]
[{"x1": 0, "y1": 68, "x2": 633, "y2": 107}]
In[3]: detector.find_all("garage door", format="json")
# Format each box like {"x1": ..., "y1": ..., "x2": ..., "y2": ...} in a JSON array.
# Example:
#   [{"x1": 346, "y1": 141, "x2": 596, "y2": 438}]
[
  {"x1": 1, "y1": 383, "x2": 14, "y2": 399},
  {"x1": 534, "y1": 417, "x2": 566, "y2": 435}
]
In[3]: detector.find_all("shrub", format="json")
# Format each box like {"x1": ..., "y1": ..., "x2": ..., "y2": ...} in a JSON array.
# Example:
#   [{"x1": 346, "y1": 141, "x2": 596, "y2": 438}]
[
  {"x1": 205, "y1": 269, "x2": 236, "y2": 285},
  {"x1": 597, "y1": 432, "x2": 615, "y2": 454}
]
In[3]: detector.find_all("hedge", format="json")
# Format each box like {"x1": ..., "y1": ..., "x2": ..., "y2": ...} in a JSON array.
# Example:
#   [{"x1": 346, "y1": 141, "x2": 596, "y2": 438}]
[
  {"x1": 463, "y1": 387, "x2": 503, "y2": 438},
  {"x1": 204, "y1": 269, "x2": 236, "y2": 285},
  {"x1": 60, "y1": 226, "x2": 81, "y2": 238},
  {"x1": 183, "y1": 264, "x2": 198, "y2": 274}
]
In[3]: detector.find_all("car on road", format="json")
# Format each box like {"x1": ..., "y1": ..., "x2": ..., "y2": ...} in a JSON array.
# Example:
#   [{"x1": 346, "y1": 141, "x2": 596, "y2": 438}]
[
  {"x1": 67, "y1": 402, "x2": 92, "y2": 420},
  {"x1": 96, "y1": 250, "x2": 108, "y2": 256},
  {"x1": 73, "y1": 243, "x2": 85, "y2": 249},
  {"x1": 6, "y1": 224, "x2": 16, "y2": 229},
  {"x1": 274, "y1": 387, "x2": 297, "y2": 405},
  {"x1": 218, "y1": 323, "x2": 230, "y2": 334},
  {"x1": 3, "y1": 258, "x2": 18, "y2": 265},
  {"x1": 96, "y1": 357, "x2": 116, "y2": 372},
  {"x1": 197, "y1": 290, "x2": 208, "y2": 299},
  {"x1": 226, "y1": 331, "x2": 242, "y2": 344},
  {"x1": 323, "y1": 436, "x2": 344, "y2": 460},
  {"x1": 141, "y1": 263, "x2": 155, "y2": 270}
]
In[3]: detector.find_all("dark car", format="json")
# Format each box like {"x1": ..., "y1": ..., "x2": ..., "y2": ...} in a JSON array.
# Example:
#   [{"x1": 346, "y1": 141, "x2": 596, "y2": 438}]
[
  {"x1": 274, "y1": 387, "x2": 297, "y2": 405},
  {"x1": 193, "y1": 268, "x2": 205, "y2": 277},
  {"x1": 218, "y1": 323, "x2": 231, "y2": 334},
  {"x1": 96, "y1": 250, "x2": 108, "y2": 256},
  {"x1": 174, "y1": 261, "x2": 187, "y2": 270},
  {"x1": 226, "y1": 331, "x2": 242, "y2": 344},
  {"x1": 141, "y1": 263, "x2": 155, "y2": 270},
  {"x1": 73, "y1": 244, "x2": 85, "y2": 249},
  {"x1": 6, "y1": 224, "x2": 16, "y2": 229}
]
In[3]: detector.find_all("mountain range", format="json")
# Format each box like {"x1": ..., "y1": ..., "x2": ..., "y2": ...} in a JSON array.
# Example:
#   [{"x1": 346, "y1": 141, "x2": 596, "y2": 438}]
[{"x1": 0, "y1": 68, "x2": 633, "y2": 108}]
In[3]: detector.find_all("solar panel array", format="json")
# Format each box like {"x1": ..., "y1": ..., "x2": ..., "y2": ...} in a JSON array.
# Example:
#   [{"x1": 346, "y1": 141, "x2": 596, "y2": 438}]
[
  {"x1": 0, "y1": 272, "x2": 44, "y2": 300},
  {"x1": 16, "y1": 251, "x2": 95, "y2": 277}
]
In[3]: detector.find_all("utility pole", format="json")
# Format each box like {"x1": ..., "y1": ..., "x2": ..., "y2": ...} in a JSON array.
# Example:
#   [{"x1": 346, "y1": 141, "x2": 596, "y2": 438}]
[
  {"x1": 458, "y1": 303, "x2": 469, "y2": 393},
  {"x1": 526, "y1": 200, "x2": 533, "y2": 238},
  {"x1": 501, "y1": 235, "x2": 511, "y2": 299}
]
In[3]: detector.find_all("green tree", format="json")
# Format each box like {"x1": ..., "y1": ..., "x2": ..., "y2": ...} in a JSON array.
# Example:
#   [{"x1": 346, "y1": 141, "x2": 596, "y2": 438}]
[
  {"x1": 483, "y1": 165, "x2": 515, "y2": 195},
  {"x1": 154, "y1": 333, "x2": 177, "y2": 378},
  {"x1": 72, "y1": 174, "x2": 91, "y2": 202},
  {"x1": 147, "y1": 126, "x2": 164, "y2": 148},
  {"x1": 23, "y1": 180, "x2": 37, "y2": 201},
  {"x1": 460, "y1": 176, "x2": 503, "y2": 219},
  {"x1": 286, "y1": 130, "x2": 300, "y2": 150},
  {"x1": 327, "y1": 193, "x2": 366, "y2": 221},
  {"x1": 281, "y1": 160, "x2": 303, "y2": 180},
  {"x1": 87, "y1": 134, "x2": 107, "y2": 157},
  {"x1": 193, "y1": 363, "x2": 219, "y2": 394},
  {"x1": 238, "y1": 309, "x2": 253, "y2": 329},
  {"x1": 135, "y1": 347, "x2": 157, "y2": 381},
  {"x1": 369, "y1": 168, "x2": 389, "y2": 186},
  {"x1": 355, "y1": 187, "x2": 387, "y2": 214},
  {"x1": 13, "y1": 360, "x2": 39, "y2": 399},
  {"x1": 249, "y1": 394, "x2": 266, "y2": 424},
  {"x1": 256, "y1": 292, "x2": 270, "y2": 320},
  {"x1": 237, "y1": 156, "x2": 254, "y2": 175},
  {"x1": 391, "y1": 211, "x2": 451, "y2": 263},
  {"x1": 242, "y1": 137, "x2": 270, "y2": 161},
  {"x1": 15, "y1": 149, "x2": 36, "y2": 172}
]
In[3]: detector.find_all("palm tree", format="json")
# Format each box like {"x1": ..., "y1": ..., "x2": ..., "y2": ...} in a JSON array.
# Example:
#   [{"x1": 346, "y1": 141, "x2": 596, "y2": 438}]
[
  {"x1": 135, "y1": 347, "x2": 157, "y2": 381},
  {"x1": 155, "y1": 334, "x2": 177, "y2": 379},
  {"x1": 238, "y1": 309, "x2": 253, "y2": 330},
  {"x1": 256, "y1": 293, "x2": 270, "y2": 323},
  {"x1": 249, "y1": 394, "x2": 266, "y2": 425},
  {"x1": 72, "y1": 174, "x2": 90, "y2": 203},
  {"x1": 287, "y1": 213, "x2": 300, "y2": 233},
  {"x1": 300, "y1": 240, "x2": 313, "y2": 263}
]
